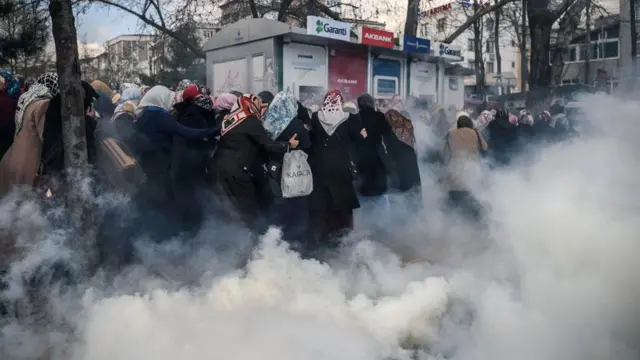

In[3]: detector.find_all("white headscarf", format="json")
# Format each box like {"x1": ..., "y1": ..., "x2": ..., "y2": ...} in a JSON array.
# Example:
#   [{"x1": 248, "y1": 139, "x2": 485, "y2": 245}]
[
  {"x1": 318, "y1": 89, "x2": 348, "y2": 136},
  {"x1": 136, "y1": 85, "x2": 175, "y2": 116}
]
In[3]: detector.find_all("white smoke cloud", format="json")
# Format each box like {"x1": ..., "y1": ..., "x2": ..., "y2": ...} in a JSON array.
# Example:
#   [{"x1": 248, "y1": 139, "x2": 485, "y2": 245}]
[{"x1": 2, "y1": 93, "x2": 640, "y2": 360}]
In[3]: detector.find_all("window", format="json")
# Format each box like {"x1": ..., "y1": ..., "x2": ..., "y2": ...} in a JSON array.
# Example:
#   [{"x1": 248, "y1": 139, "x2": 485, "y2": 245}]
[
  {"x1": 420, "y1": 23, "x2": 429, "y2": 37},
  {"x1": 486, "y1": 61, "x2": 494, "y2": 73},
  {"x1": 486, "y1": 40, "x2": 494, "y2": 53},
  {"x1": 511, "y1": 61, "x2": 516, "y2": 68},
  {"x1": 602, "y1": 41, "x2": 619, "y2": 58},
  {"x1": 636, "y1": 2, "x2": 640, "y2": 21},
  {"x1": 511, "y1": 39, "x2": 516, "y2": 47},
  {"x1": 568, "y1": 46, "x2": 577, "y2": 62},
  {"x1": 467, "y1": 60, "x2": 475, "y2": 70},
  {"x1": 468, "y1": 38, "x2": 474, "y2": 51},
  {"x1": 437, "y1": 18, "x2": 446, "y2": 32},
  {"x1": 204, "y1": 31, "x2": 214, "y2": 38}
]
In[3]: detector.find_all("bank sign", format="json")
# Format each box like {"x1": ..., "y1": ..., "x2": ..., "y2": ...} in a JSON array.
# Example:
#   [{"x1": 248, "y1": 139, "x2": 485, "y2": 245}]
[
  {"x1": 360, "y1": 27, "x2": 394, "y2": 48},
  {"x1": 403, "y1": 35, "x2": 430, "y2": 54},
  {"x1": 307, "y1": 16, "x2": 351, "y2": 41},
  {"x1": 433, "y1": 41, "x2": 463, "y2": 60}
]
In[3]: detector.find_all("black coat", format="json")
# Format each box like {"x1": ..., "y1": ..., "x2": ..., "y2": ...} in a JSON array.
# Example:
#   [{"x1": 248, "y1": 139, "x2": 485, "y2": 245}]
[
  {"x1": 211, "y1": 115, "x2": 289, "y2": 227},
  {"x1": 355, "y1": 107, "x2": 393, "y2": 197},
  {"x1": 307, "y1": 112, "x2": 362, "y2": 212}
]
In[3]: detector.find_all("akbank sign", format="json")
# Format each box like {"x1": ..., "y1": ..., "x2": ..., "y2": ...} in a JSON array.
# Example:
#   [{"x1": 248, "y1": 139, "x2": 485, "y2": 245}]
[
  {"x1": 307, "y1": 16, "x2": 351, "y2": 42},
  {"x1": 433, "y1": 41, "x2": 463, "y2": 60}
]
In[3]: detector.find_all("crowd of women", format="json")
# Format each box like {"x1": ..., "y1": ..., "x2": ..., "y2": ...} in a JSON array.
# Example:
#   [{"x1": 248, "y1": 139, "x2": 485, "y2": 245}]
[{"x1": 0, "y1": 70, "x2": 577, "y2": 268}]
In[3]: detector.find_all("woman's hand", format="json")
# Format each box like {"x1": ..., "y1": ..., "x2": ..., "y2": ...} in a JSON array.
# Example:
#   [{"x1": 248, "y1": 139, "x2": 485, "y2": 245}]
[
  {"x1": 360, "y1": 128, "x2": 368, "y2": 138},
  {"x1": 289, "y1": 133, "x2": 299, "y2": 149}
]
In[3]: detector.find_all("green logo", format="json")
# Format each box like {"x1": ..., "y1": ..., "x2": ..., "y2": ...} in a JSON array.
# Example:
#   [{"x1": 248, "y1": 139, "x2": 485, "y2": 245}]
[{"x1": 315, "y1": 20, "x2": 324, "y2": 34}]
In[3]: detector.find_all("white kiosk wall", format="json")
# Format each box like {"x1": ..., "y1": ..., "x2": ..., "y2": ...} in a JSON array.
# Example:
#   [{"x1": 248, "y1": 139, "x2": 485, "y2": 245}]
[
  {"x1": 282, "y1": 43, "x2": 328, "y2": 109},
  {"x1": 409, "y1": 61, "x2": 436, "y2": 98},
  {"x1": 212, "y1": 58, "x2": 248, "y2": 95}
]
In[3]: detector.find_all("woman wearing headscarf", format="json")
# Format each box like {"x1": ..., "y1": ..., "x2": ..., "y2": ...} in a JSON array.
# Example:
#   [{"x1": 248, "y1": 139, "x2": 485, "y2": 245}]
[
  {"x1": 91, "y1": 80, "x2": 112, "y2": 98},
  {"x1": 210, "y1": 94, "x2": 299, "y2": 230},
  {"x1": 441, "y1": 112, "x2": 487, "y2": 221},
  {"x1": 307, "y1": 89, "x2": 367, "y2": 246},
  {"x1": 0, "y1": 74, "x2": 100, "y2": 195},
  {"x1": 261, "y1": 90, "x2": 311, "y2": 245},
  {"x1": 384, "y1": 103, "x2": 422, "y2": 208},
  {"x1": 91, "y1": 80, "x2": 115, "y2": 120},
  {"x1": 354, "y1": 93, "x2": 393, "y2": 218},
  {"x1": 170, "y1": 94, "x2": 217, "y2": 235},
  {"x1": 96, "y1": 87, "x2": 142, "y2": 145},
  {"x1": 0, "y1": 70, "x2": 20, "y2": 159},
  {"x1": 257, "y1": 91, "x2": 275, "y2": 105},
  {"x1": 213, "y1": 93, "x2": 237, "y2": 127},
  {"x1": 128, "y1": 86, "x2": 218, "y2": 242},
  {"x1": 486, "y1": 108, "x2": 519, "y2": 166}
]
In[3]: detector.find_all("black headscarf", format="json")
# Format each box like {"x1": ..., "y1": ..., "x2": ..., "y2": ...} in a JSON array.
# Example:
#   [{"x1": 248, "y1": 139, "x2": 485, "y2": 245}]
[
  {"x1": 41, "y1": 81, "x2": 99, "y2": 175},
  {"x1": 257, "y1": 91, "x2": 274, "y2": 105},
  {"x1": 357, "y1": 93, "x2": 376, "y2": 111}
]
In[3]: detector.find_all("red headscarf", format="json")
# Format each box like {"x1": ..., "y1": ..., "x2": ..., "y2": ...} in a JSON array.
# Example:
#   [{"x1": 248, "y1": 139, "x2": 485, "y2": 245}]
[{"x1": 221, "y1": 94, "x2": 267, "y2": 136}]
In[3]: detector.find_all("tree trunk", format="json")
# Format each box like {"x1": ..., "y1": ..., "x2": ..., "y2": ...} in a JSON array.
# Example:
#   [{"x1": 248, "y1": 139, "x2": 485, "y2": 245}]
[
  {"x1": 631, "y1": 0, "x2": 637, "y2": 88},
  {"x1": 520, "y1": 0, "x2": 527, "y2": 91},
  {"x1": 583, "y1": 1, "x2": 591, "y2": 85},
  {"x1": 49, "y1": 0, "x2": 96, "y2": 267},
  {"x1": 404, "y1": 0, "x2": 421, "y2": 37},
  {"x1": 473, "y1": 0, "x2": 485, "y2": 101},
  {"x1": 494, "y1": 6, "x2": 502, "y2": 94},
  {"x1": 550, "y1": 0, "x2": 589, "y2": 87},
  {"x1": 526, "y1": 0, "x2": 554, "y2": 107},
  {"x1": 247, "y1": 0, "x2": 259, "y2": 17}
]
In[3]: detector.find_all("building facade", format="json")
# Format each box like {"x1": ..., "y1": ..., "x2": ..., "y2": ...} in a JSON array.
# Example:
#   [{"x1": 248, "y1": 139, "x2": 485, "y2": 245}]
[
  {"x1": 150, "y1": 24, "x2": 220, "y2": 74},
  {"x1": 417, "y1": 0, "x2": 521, "y2": 96},
  {"x1": 559, "y1": 15, "x2": 621, "y2": 91},
  {"x1": 104, "y1": 34, "x2": 156, "y2": 83}
]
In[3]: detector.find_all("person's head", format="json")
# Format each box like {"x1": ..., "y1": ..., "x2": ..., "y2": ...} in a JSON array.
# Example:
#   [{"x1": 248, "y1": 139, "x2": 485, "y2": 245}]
[
  {"x1": 138, "y1": 85, "x2": 175, "y2": 112},
  {"x1": 91, "y1": 80, "x2": 112, "y2": 97},
  {"x1": 193, "y1": 94, "x2": 214, "y2": 113},
  {"x1": 257, "y1": 91, "x2": 274, "y2": 105},
  {"x1": 456, "y1": 111, "x2": 474, "y2": 129},
  {"x1": 230, "y1": 90, "x2": 243, "y2": 98},
  {"x1": 322, "y1": 89, "x2": 344, "y2": 109},
  {"x1": 120, "y1": 87, "x2": 142, "y2": 105},
  {"x1": 176, "y1": 79, "x2": 193, "y2": 92},
  {"x1": 356, "y1": 93, "x2": 375, "y2": 111},
  {"x1": 214, "y1": 93, "x2": 237, "y2": 111}
]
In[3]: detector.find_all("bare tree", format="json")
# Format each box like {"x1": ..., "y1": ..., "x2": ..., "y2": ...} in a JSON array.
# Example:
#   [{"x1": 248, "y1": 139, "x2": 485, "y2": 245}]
[
  {"x1": 50, "y1": 0, "x2": 96, "y2": 262},
  {"x1": 493, "y1": 5, "x2": 502, "y2": 94},
  {"x1": 404, "y1": 0, "x2": 421, "y2": 36}
]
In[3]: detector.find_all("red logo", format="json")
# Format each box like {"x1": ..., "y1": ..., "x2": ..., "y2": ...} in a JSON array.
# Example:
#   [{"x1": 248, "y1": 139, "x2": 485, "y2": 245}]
[{"x1": 361, "y1": 27, "x2": 394, "y2": 48}]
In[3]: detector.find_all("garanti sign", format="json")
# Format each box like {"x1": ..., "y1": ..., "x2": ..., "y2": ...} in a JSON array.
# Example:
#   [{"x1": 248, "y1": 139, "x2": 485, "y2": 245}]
[
  {"x1": 360, "y1": 27, "x2": 394, "y2": 48},
  {"x1": 307, "y1": 16, "x2": 351, "y2": 42},
  {"x1": 432, "y1": 41, "x2": 463, "y2": 60}
]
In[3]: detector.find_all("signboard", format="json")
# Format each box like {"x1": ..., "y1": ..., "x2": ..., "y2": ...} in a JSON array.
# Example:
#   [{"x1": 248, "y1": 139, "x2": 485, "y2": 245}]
[
  {"x1": 328, "y1": 47, "x2": 368, "y2": 102},
  {"x1": 360, "y1": 27, "x2": 394, "y2": 48},
  {"x1": 403, "y1": 35, "x2": 430, "y2": 54},
  {"x1": 421, "y1": 2, "x2": 452, "y2": 16},
  {"x1": 372, "y1": 57, "x2": 402, "y2": 99},
  {"x1": 282, "y1": 43, "x2": 328, "y2": 108},
  {"x1": 307, "y1": 15, "x2": 351, "y2": 41},
  {"x1": 432, "y1": 41, "x2": 463, "y2": 60}
]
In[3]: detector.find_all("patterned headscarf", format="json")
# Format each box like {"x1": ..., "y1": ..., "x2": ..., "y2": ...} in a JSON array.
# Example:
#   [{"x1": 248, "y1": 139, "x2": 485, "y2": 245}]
[
  {"x1": 263, "y1": 90, "x2": 298, "y2": 140},
  {"x1": 15, "y1": 72, "x2": 59, "y2": 135},
  {"x1": 193, "y1": 94, "x2": 213, "y2": 111},
  {"x1": 214, "y1": 93, "x2": 237, "y2": 111},
  {"x1": 221, "y1": 94, "x2": 267, "y2": 136},
  {"x1": 318, "y1": 89, "x2": 348, "y2": 136},
  {"x1": 176, "y1": 79, "x2": 193, "y2": 92},
  {"x1": 385, "y1": 109, "x2": 416, "y2": 149},
  {"x1": 0, "y1": 69, "x2": 20, "y2": 99}
]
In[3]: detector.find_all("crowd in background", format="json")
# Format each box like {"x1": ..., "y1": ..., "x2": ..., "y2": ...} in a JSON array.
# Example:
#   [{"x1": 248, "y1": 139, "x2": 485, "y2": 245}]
[{"x1": 0, "y1": 69, "x2": 578, "y2": 270}]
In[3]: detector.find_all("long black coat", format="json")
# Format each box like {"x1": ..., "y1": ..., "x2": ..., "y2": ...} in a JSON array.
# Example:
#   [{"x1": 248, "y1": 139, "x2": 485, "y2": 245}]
[
  {"x1": 307, "y1": 112, "x2": 362, "y2": 212},
  {"x1": 355, "y1": 107, "x2": 393, "y2": 197},
  {"x1": 211, "y1": 115, "x2": 289, "y2": 227}
]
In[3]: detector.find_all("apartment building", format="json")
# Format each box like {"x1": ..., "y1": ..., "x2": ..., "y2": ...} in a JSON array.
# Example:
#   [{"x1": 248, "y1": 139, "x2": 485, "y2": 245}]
[
  {"x1": 151, "y1": 23, "x2": 220, "y2": 74},
  {"x1": 104, "y1": 34, "x2": 156, "y2": 83},
  {"x1": 418, "y1": 0, "x2": 520, "y2": 95}
]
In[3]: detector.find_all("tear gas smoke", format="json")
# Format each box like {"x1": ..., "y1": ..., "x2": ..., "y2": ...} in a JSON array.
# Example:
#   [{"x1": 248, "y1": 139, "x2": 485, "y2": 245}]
[{"x1": 2, "y1": 93, "x2": 640, "y2": 360}]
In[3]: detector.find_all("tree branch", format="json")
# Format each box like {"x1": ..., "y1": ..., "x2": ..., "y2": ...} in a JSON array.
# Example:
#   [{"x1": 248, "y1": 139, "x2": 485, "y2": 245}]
[
  {"x1": 90, "y1": 0, "x2": 205, "y2": 58},
  {"x1": 443, "y1": 0, "x2": 518, "y2": 43}
]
